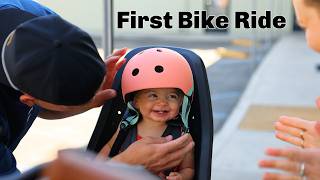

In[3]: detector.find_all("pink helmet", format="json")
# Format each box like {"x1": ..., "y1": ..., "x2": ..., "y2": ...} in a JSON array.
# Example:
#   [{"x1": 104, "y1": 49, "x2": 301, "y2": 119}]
[{"x1": 121, "y1": 48, "x2": 193, "y2": 101}]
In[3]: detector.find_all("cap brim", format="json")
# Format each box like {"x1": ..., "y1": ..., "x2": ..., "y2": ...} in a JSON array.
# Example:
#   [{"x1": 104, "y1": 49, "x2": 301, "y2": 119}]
[{"x1": 0, "y1": 8, "x2": 37, "y2": 87}]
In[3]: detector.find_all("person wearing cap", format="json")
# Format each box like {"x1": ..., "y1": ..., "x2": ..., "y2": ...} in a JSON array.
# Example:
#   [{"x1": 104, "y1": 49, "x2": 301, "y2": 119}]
[
  {"x1": 0, "y1": 0, "x2": 59, "y2": 175},
  {"x1": 0, "y1": 0, "x2": 194, "y2": 176},
  {"x1": 0, "y1": 6, "x2": 126, "y2": 175}
]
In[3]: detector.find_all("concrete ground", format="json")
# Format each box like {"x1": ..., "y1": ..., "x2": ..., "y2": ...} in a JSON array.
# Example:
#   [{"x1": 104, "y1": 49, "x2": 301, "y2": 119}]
[{"x1": 212, "y1": 33, "x2": 320, "y2": 179}]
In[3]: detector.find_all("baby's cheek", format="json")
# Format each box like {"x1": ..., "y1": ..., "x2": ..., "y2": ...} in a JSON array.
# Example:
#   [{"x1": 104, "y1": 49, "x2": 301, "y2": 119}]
[{"x1": 172, "y1": 109, "x2": 180, "y2": 117}]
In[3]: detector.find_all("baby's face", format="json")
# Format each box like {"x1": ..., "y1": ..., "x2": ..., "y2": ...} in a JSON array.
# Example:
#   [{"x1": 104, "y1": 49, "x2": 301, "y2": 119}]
[{"x1": 134, "y1": 88, "x2": 183, "y2": 123}]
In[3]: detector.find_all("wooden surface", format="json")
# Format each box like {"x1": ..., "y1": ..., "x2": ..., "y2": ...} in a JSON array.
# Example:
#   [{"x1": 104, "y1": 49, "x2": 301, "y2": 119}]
[{"x1": 239, "y1": 105, "x2": 320, "y2": 131}]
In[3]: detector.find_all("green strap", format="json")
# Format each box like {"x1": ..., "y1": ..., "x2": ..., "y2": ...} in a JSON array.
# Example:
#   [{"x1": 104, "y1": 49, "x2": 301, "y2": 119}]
[
  {"x1": 120, "y1": 101, "x2": 139, "y2": 129},
  {"x1": 180, "y1": 86, "x2": 194, "y2": 132}
]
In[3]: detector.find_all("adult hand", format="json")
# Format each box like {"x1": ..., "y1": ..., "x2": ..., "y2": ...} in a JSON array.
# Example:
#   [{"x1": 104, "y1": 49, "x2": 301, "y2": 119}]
[
  {"x1": 274, "y1": 116, "x2": 320, "y2": 148},
  {"x1": 88, "y1": 48, "x2": 127, "y2": 108},
  {"x1": 274, "y1": 98, "x2": 320, "y2": 148},
  {"x1": 101, "y1": 48, "x2": 127, "y2": 90},
  {"x1": 42, "y1": 149, "x2": 157, "y2": 180},
  {"x1": 259, "y1": 147, "x2": 320, "y2": 180},
  {"x1": 112, "y1": 134, "x2": 194, "y2": 174}
]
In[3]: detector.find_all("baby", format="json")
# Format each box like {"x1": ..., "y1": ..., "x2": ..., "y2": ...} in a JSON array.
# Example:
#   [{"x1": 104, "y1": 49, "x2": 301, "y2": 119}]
[{"x1": 99, "y1": 48, "x2": 194, "y2": 180}]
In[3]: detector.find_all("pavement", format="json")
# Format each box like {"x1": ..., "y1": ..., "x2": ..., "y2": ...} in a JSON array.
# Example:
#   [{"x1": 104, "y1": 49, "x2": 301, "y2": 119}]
[{"x1": 212, "y1": 33, "x2": 320, "y2": 179}]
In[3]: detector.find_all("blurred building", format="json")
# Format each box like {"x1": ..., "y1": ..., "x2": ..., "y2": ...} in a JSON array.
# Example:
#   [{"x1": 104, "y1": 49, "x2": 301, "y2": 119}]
[{"x1": 37, "y1": 0, "x2": 294, "y2": 38}]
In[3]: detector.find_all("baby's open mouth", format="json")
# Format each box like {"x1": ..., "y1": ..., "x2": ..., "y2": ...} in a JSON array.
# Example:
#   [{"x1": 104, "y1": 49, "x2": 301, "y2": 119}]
[{"x1": 152, "y1": 110, "x2": 169, "y2": 114}]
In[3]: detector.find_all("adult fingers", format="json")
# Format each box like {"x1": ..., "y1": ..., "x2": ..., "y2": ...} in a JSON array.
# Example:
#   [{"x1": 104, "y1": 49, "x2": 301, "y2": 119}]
[
  {"x1": 105, "y1": 55, "x2": 121, "y2": 65},
  {"x1": 263, "y1": 172, "x2": 300, "y2": 180},
  {"x1": 111, "y1": 48, "x2": 128, "y2": 57},
  {"x1": 166, "y1": 176, "x2": 176, "y2": 180},
  {"x1": 91, "y1": 89, "x2": 117, "y2": 107},
  {"x1": 278, "y1": 116, "x2": 310, "y2": 130},
  {"x1": 166, "y1": 173, "x2": 180, "y2": 180},
  {"x1": 115, "y1": 58, "x2": 126, "y2": 70},
  {"x1": 140, "y1": 135, "x2": 193, "y2": 173},
  {"x1": 259, "y1": 159, "x2": 300, "y2": 174},
  {"x1": 101, "y1": 56, "x2": 125, "y2": 90},
  {"x1": 104, "y1": 56, "x2": 123, "y2": 72},
  {"x1": 265, "y1": 148, "x2": 312, "y2": 163},
  {"x1": 159, "y1": 134, "x2": 193, "y2": 154},
  {"x1": 143, "y1": 135, "x2": 172, "y2": 144},
  {"x1": 168, "y1": 172, "x2": 178, "y2": 176},
  {"x1": 157, "y1": 142, "x2": 194, "y2": 170},
  {"x1": 147, "y1": 134, "x2": 192, "y2": 171},
  {"x1": 105, "y1": 48, "x2": 127, "y2": 60},
  {"x1": 274, "y1": 121, "x2": 304, "y2": 138},
  {"x1": 169, "y1": 141, "x2": 194, "y2": 162},
  {"x1": 166, "y1": 176, "x2": 178, "y2": 180},
  {"x1": 106, "y1": 54, "x2": 126, "y2": 69},
  {"x1": 275, "y1": 132, "x2": 304, "y2": 147}
]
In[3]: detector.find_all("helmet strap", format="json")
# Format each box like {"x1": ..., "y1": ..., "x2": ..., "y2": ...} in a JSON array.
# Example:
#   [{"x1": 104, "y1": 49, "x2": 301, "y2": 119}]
[
  {"x1": 120, "y1": 101, "x2": 140, "y2": 129},
  {"x1": 180, "y1": 86, "x2": 194, "y2": 133}
]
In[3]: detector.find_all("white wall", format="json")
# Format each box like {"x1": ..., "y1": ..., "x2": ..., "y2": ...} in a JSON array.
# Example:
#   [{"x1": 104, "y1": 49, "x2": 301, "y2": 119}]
[
  {"x1": 113, "y1": 0, "x2": 204, "y2": 35},
  {"x1": 36, "y1": 0, "x2": 204, "y2": 36},
  {"x1": 36, "y1": 0, "x2": 104, "y2": 36},
  {"x1": 229, "y1": 0, "x2": 293, "y2": 37},
  {"x1": 36, "y1": 0, "x2": 294, "y2": 37}
]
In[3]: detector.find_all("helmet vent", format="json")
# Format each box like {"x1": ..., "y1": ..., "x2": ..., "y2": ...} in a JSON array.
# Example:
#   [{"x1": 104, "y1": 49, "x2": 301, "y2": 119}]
[
  {"x1": 156, "y1": 49, "x2": 162, "y2": 52},
  {"x1": 132, "y1": 68, "x2": 139, "y2": 76},
  {"x1": 154, "y1": 65, "x2": 164, "y2": 73}
]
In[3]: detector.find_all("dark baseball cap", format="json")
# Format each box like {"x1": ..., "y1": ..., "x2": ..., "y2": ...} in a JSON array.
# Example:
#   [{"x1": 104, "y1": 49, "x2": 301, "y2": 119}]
[
  {"x1": 0, "y1": 8, "x2": 37, "y2": 88},
  {"x1": 1, "y1": 9, "x2": 105, "y2": 105}
]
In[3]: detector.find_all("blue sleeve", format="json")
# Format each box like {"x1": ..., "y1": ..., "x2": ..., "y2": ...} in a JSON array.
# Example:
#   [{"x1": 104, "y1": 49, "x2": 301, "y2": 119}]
[
  {"x1": 20, "y1": 0, "x2": 57, "y2": 16},
  {"x1": 0, "y1": 0, "x2": 57, "y2": 16},
  {"x1": 0, "y1": 144, "x2": 18, "y2": 176}
]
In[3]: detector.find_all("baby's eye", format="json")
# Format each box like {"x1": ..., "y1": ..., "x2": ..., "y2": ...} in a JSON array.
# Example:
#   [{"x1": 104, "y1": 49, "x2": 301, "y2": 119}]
[
  {"x1": 168, "y1": 94, "x2": 179, "y2": 100},
  {"x1": 147, "y1": 93, "x2": 157, "y2": 100}
]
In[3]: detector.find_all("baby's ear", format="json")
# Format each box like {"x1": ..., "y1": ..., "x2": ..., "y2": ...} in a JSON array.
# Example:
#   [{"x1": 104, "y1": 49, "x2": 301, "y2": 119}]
[
  {"x1": 179, "y1": 96, "x2": 184, "y2": 106},
  {"x1": 132, "y1": 98, "x2": 139, "y2": 109},
  {"x1": 20, "y1": 94, "x2": 36, "y2": 107}
]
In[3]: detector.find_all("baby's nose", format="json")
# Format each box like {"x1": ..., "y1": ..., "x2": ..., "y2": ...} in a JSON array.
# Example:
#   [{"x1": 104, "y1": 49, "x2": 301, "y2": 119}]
[{"x1": 156, "y1": 98, "x2": 168, "y2": 105}]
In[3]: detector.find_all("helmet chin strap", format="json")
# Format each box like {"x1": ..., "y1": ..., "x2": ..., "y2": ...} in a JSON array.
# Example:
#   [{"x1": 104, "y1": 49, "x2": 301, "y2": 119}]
[
  {"x1": 120, "y1": 102, "x2": 140, "y2": 129},
  {"x1": 180, "y1": 86, "x2": 194, "y2": 133}
]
